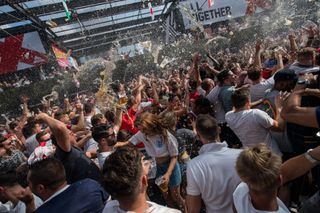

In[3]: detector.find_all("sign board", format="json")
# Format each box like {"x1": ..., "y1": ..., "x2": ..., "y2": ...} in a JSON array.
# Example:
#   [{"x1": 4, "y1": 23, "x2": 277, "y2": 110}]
[
  {"x1": 0, "y1": 31, "x2": 48, "y2": 74},
  {"x1": 179, "y1": 0, "x2": 272, "y2": 29}
]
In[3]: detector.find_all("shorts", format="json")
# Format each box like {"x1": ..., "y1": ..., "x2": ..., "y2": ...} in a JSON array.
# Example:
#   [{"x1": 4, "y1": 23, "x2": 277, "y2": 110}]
[{"x1": 156, "y1": 160, "x2": 181, "y2": 188}]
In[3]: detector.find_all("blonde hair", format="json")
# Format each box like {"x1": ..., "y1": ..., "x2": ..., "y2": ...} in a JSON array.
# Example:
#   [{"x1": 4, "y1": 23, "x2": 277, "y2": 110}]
[
  {"x1": 236, "y1": 144, "x2": 282, "y2": 192},
  {"x1": 134, "y1": 112, "x2": 169, "y2": 143},
  {"x1": 158, "y1": 111, "x2": 177, "y2": 134}
]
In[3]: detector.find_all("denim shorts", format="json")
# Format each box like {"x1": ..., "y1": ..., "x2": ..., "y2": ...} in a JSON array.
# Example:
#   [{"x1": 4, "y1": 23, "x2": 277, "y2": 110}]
[{"x1": 156, "y1": 161, "x2": 181, "y2": 188}]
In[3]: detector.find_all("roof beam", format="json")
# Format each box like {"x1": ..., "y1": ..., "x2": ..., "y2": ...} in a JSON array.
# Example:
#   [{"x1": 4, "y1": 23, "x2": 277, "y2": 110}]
[
  {"x1": 63, "y1": 21, "x2": 159, "y2": 45},
  {"x1": 56, "y1": 13, "x2": 163, "y2": 41},
  {"x1": 4, "y1": 0, "x2": 57, "y2": 39},
  {"x1": 65, "y1": 26, "x2": 158, "y2": 50},
  {"x1": 0, "y1": 0, "x2": 165, "y2": 26}
]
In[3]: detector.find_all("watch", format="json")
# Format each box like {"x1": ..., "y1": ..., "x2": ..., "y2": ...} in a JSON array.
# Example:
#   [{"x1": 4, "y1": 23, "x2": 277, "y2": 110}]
[{"x1": 305, "y1": 149, "x2": 320, "y2": 164}]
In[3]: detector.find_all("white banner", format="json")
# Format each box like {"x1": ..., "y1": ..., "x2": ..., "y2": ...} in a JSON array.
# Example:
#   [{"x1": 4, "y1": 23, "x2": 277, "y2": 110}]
[{"x1": 179, "y1": 0, "x2": 256, "y2": 29}]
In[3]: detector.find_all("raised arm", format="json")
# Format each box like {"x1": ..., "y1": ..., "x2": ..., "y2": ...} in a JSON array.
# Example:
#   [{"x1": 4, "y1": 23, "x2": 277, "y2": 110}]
[
  {"x1": 151, "y1": 81, "x2": 159, "y2": 103},
  {"x1": 132, "y1": 84, "x2": 144, "y2": 111},
  {"x1": 113, "y1": 106, "x2": 123, "y2": 134},
  {"x1": 281, "y1": 86, "x2": 320, "y2": 129},
  {"x1": 206, "y1": 50, "x2": 221, "y2": 70},
  {"x1": 274, "y1": 51, "x2": 284, "y2": 74},
  {"x1": 193, "y1": 53, "x2": 202, "y2": 87},
  {"x1": 36, "y1": 113, "x2": 71, "y2": 152},
  {"x1": 19, "y1": 97, "x2": 29, "y2": 129},
  {"x1": 63, "y1": 98, "x2": 72, "y2": 114},
  {"x1": 304, "y1": 26, "x2": 318, "y2": 47},
  {"x1": 71, "y1": 105, "x2": 85, "y2": 132},
  {"x1": 202, "y1": 62, "x2": 220, "y2": 76},
  {"x1": 270, "y1": 93, "x2": 288, "y2": 132},
  {"x1": 281, "y1": 146, "x2": 320, "y2": 184},
  {"x1": 253, "y1": 40, "x2": 263, "y2": 69},
  {"x1": 288, "y1": 34, "x2": 298, "y2": 62}
]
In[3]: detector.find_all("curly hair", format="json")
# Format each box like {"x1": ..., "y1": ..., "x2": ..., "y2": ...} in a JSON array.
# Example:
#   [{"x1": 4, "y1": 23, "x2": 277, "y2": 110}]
[
  {"x1": 134, "y1": 112, "x2": 169, "y2": 143},
  {"x1": 102, "y1": 145, "x2": 142, "y2": 199}
]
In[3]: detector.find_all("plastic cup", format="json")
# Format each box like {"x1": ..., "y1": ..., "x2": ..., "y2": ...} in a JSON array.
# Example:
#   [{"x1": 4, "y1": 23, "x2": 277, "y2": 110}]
[
  {"x1": 118, "y1": 96, "x2": 128, "y2": 105},
  {"x1": 155, "y1": 176, "x2": 168, "y2": 193}
]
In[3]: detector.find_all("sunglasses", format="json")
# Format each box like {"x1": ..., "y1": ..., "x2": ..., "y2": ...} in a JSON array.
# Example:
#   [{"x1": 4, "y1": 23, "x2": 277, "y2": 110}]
[{"x1": 105, "y1": 132, "x2": 115, "y2": 138}]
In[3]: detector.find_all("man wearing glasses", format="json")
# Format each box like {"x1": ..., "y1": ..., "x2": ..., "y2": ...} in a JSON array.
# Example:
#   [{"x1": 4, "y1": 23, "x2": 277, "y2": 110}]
[{"x1": 92, "y1": 124, "x2": 117, "y2": 169}]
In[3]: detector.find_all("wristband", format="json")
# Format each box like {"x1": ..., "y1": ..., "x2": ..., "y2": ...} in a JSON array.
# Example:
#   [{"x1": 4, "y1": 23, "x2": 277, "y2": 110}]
[{"x1": 304, "y1": 149, "x2": 320, "y2": 164}]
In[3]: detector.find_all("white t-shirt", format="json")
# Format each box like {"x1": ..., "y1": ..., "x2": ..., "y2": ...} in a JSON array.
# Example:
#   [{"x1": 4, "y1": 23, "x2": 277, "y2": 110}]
[
  {"x1": 206, "y1": 86, "x2": 226, "y2": 123},
  {"x1": 186, "y1": 142, "x2": 242, "y2": 213},
  {"x1": 85, "y1": 116, "x2": 93, "y2": 129},
  {"x1": 250, "y1": 76, "x2": 274, "y2": 102},
  {"x1": 233, "y1": 182, "x2": 290, "y2": 213},
  {"x1": 129, "y1": 131, "x2": 178, "y2": 158},
  {"x1": 0, "y1": 195, "x2": 42, "y2": 213},
  {"x1": 97, "y1": 151, "x2": 112, "y2": 169},
  {"x1": 102, "y1": 200, "x2": 181, "y2": 213},
  {"x1": 225, "y1": 109, "x2": 281, "y2": 155}
]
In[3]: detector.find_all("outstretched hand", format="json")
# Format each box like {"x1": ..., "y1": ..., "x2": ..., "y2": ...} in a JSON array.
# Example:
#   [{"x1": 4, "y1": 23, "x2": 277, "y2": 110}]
[
  {"x1": 255, "y1": 39, "x2": 263, "y2": 52},
  {"x1": 276, "y1": 91, "x2": 291, "y2": 112},
  {"x1": 193, "y1": 52, "x2": 201, "y2": 64}
]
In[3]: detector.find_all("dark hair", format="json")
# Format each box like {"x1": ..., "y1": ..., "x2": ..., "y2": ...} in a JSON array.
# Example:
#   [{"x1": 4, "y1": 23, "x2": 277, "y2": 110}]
[
  {"x1": 53, "y1": 110, "x2": 65, "y2": 121},
  {"x1": 316, "y1": 53, "x2": 320, "y2": 66},
  {"x1": 195, "y1": 114, "x2": 219, "y2": 141},
  {"x1": 189, "y1": 79, "x2": 198, "y2": 91},
  {"x1": 201, "y1": 81, "x2": 210, "y2": 91},
  {"x1": 111, "y1": 80, "x2": 121, "y2": 93},
  {"x1": 102, "y1": 145, "x2": 142, "y2": 200},
  {"x1": 247, "y1": 69, "x2": 261, "y2": 81},
  {"x1": 35, "y1": 131, "x2": 47, "y2": 143},
  {"x1": 29, "y1": 158, "x2": 66, "y2": 190},
  {"x1": 116, "y1": 130, "x2": 131, "y2": 142},
  {"x1": 83, "y1": 103, "x2": 94, "y2": 114},
  {"x1": 91, "y1": 114, "x2": 104, "y2": 127},
  {"x1": 91, "y1": 124, "x2": 115, "y2": 146},
  {"x1": 0, "y1": 171, "x2": 18, "y2": 187},
  {"x1": 168, "y1": 93, "x2": 181, "y2": 102},
  {"x1": 16, "y1": 163, "x2": 29, "y2": 188},
  {"x1": 231, "y1": 89, "x2": 250, "y2": 108},
  {"x1": 194, "y1": 96, "x2": 213, "y2": 115},
  {"x1": 22, "y1": 118, "x2": 40, "y2": 138},
  {"x1": 274, "y1": 68, "x2": 297, "y2": 83},
  {"x1": 22, "y1": 124, "x2": 33, "y2": 138},
  {"x1": 9, "y1": 121, "x2": 19, "y2": 130},
  {"x1": 217, "y1": 70, "x2": 231, "y2": 84},
  {"x1": 104, "y1": 110, "x2": 115, "y2": 124},
  {"x1": 0, "y1": 135, "x2": 6, "y2": 145}
]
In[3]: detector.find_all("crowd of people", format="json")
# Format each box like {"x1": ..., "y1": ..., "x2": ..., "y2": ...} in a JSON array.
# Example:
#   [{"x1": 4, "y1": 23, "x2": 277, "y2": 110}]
[
  {"x1": 0, "y1": 74, "x2": 33, "y2": 92},
  {"x1": 0, "y1": 21, "x2": 320, "y2": 213},
  {"x1": 0, "y1": 66, "x2": 63, "y2": 92}
]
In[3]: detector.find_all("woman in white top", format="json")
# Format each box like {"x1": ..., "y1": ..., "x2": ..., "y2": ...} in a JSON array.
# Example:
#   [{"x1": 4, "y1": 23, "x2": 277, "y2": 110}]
[
  {"x1": 128, "y1": 112, "x2": 186, "y2": 212},
  {"x1": 233, "y1": 143, "x2": 290, "y2": 213}
]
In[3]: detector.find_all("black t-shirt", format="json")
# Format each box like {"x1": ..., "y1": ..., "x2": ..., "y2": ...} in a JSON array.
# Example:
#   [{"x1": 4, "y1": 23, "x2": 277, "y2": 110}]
[{"x1": 55, "y1": 146, "x2": 101, "y2": 184}]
